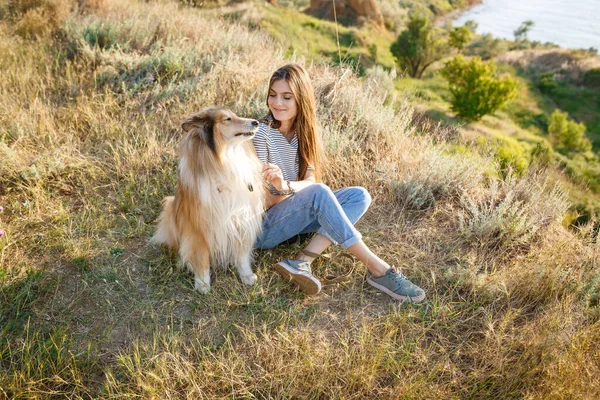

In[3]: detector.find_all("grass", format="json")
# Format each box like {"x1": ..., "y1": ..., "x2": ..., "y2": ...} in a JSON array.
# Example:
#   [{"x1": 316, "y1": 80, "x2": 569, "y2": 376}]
[
  {"x1": 222, "y1": 4, "x2": 398, "y2": 74},
  {"x1": 1, "y1": 0, "x2": 600, "y2": 398},
  {"x1": 396, "y1": 59, "x2": 600, "y2": 220}
]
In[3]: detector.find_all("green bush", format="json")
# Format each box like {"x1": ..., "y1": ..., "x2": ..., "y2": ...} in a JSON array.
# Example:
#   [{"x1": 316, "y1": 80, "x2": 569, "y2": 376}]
[
  {"x1": 538, "y1": 72, "x2": 557, "y2": 94},
  {"x1": 368, "y1": 43, "x2": 378, "y2": 61},
  {"x1": 459, "y1": 174, "x2": 570, "y2": 251},
  {"x1": 583, "y1": 68, "x2": 600, "y2": 89},
  {"x1": 556, "y1": 153, "x2": 600, "y2": 193},
  {"x1": 83, "y1": 22, "x2": 121, "y2": 50},
  {"x1": 530, "y1": 139, "x2": 554, "y2": 166},
  {"x1": 495, "y1": 138, "x2": 531, "y2": 174},
  {"x1": 391, "y1": 147, "x2": 487, "y2": 210},
  {"x1": 548, "y1": 109, "x2": 592, "y2": 153},
  {"x1": 440, "y1": 55, "x2": 517, "y2": 121},
  {"x1": 476, "y1": 136, "x2": 534, "y2": 175},
  {"x1": 465, "y1": 33, "x2": 509, "y2": 60}
]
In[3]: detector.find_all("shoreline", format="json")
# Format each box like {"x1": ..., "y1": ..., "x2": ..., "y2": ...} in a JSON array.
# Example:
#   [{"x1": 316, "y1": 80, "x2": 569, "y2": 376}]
[{"x1": 433, "y1": 0, "x2": 483, "y2": 28}]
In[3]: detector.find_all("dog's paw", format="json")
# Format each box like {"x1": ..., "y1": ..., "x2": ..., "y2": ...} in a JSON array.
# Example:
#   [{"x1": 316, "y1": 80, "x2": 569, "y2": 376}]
[
  {"x1": 240, "y1": 273, "x2": 258, "y2": 286},
  {"x1": 194, "y1": 278, "x2": 210, "y2": 294}
]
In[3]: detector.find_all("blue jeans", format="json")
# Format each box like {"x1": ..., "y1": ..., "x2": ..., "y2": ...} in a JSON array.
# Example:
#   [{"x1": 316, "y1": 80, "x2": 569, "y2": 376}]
[{"x1": 255, "y1": 183, "x2": 372, "y2": 250}]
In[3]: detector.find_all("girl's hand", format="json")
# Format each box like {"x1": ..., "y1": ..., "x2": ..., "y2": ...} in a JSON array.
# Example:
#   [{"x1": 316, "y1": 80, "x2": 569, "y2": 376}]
[{"x1": 262, "y1": 163, "x2": 285, "y2": 192}]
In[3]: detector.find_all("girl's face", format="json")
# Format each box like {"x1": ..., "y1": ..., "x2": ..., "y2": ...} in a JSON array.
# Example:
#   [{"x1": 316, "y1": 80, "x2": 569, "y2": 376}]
[{"x1": 268, "y1": 79, "x2": 298, "y2": 125}]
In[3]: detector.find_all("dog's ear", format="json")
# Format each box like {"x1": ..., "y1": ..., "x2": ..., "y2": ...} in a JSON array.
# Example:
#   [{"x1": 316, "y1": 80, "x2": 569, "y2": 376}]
[
  {"x1": 181, "y1": 111, "x2": 217, "y2": 153},
  {"x1": 181, "y1": 113, "x2": 209, "y2": 133}
]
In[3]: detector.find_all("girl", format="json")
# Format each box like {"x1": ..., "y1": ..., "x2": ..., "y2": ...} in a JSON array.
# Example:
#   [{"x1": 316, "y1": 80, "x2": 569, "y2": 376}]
[{"x1": 253, "y1": 63, "x2": 425, "y2": 303}]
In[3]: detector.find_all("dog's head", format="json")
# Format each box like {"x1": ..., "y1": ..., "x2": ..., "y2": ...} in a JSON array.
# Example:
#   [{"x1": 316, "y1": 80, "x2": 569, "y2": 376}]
[{"x1": 181, "y1": 107, "x2": 259, "y2": 156}]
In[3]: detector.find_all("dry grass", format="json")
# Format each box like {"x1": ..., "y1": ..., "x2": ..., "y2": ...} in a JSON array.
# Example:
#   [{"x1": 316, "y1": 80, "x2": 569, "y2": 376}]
[
  {"x1": 1, "y1": 0, "x2": 600, "y2": 398},
  {"x1": 458, "y1": 172, "x2": 571, "y2": 253},
  {"x1": 499, "y1": 48, "x2": 600, "y2": 83},
  {"x1": 10, "y1": 0, "x2": 73, "y2": 38}
]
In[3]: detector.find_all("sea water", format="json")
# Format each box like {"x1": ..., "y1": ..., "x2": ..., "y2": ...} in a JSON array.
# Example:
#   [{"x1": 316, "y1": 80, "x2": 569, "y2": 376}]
[{"x1": 454, "y1": 0, "x2": 600, "y2": 50}]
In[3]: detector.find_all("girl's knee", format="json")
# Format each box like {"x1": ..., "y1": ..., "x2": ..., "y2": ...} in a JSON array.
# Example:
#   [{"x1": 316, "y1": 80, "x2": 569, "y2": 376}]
[
  {"x1": 308, "y1": 183, "x2": 335, "y2": 202},
  {"x1": 358, "y1": 186, "x2": 372, "y2": 208},
  {"x1": 349, "y1": 186, "x2": 372, "y2": 211},
  {"x1": 312, "y1": 182, "x2": 333, "y2": 195}
]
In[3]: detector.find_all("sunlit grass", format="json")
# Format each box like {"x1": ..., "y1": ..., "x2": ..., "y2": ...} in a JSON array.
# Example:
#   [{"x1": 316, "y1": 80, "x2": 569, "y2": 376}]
[{"x1": 1, "y1": 0, "x2": 599, "y2": 398}]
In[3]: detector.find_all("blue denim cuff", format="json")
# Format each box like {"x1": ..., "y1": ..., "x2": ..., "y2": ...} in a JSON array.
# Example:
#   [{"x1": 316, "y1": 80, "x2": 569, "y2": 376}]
[{"x1": 317, "y1": 228, "x2": 362, "y2": 249}]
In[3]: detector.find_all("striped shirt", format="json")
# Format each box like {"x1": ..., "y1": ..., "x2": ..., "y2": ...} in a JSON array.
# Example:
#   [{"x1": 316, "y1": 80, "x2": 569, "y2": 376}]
[{"x1": 253, "y1": 122, "x2": 300, "y2": 194}]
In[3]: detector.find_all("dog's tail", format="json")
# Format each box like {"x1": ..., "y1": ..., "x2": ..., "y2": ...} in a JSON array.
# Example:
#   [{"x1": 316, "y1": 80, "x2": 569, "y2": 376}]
[{"x1": 151, "y1": 196, "x2": 178, "y2": 249}]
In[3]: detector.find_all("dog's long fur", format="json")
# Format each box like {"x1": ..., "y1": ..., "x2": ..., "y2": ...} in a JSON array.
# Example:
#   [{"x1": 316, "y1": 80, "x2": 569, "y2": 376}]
[{"x1": 152, "y1": 107, "x2": 265, "y2": 293}]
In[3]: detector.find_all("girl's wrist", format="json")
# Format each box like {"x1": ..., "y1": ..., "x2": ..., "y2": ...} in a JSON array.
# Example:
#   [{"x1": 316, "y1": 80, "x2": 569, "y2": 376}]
[{"x1": 277, "y1": 180, "x2": 295, "y2": 196}]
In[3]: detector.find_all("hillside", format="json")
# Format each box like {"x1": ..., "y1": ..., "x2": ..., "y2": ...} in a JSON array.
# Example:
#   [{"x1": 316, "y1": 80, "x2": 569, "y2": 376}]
[
  {"x1": 231, "y1": 1, "x2": 600, "y2": 223},
  {"x1": 1, "y1": 0, "x2": 600, "y2": 398}
]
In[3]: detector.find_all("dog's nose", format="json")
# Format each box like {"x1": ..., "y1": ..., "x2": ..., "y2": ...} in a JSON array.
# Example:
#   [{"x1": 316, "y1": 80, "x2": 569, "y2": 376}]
[{"x1": 251, "y1": 120, "x2": 259, "y2": 127}]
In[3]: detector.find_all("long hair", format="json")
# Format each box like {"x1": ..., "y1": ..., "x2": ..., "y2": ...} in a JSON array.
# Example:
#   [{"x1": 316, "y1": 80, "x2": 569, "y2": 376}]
[{"x1": 261, "y1": 63, "x2": 323, "y2": 181}]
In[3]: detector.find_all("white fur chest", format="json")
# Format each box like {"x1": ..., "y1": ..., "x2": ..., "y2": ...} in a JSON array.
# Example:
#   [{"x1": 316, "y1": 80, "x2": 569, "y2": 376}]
[{"x1": 181, "y1": 145, "x2": 263, "y2": 266}]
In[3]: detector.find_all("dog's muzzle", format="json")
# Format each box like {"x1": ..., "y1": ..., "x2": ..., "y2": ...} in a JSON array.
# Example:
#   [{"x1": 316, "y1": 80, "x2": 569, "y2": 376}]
[{"x1": 234, "y1": 120, "x2": 259, "y2": 137}]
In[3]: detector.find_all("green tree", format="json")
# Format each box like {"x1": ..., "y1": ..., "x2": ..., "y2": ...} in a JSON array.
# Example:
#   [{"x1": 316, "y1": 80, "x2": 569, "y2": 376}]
[
  {"x1": 449, "y1": 25, "x2": 472, "y2": 53},
  {"x1": 440, "y1": 55, "x2": 517, "y2": 121},
  {"x1": 390, "y1": 14, "x2": 448, "y2": 79},
  {"x1": 463, "y1": 19, "x2": 478, "y2": 33},
  {"x1": 548, "y1": 109, "x2": 592, "y2": 153},
  {"x1": 514, "y1": 20, "x2": 534, "y2": 41}
]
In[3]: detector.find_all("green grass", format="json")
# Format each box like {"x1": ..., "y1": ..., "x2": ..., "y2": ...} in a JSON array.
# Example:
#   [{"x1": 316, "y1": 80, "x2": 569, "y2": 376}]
[
  {"x1": 1, "y1": 0, "x2": 600, "y2": 398},
  {"x1": 545, "y1": 82, "x2": 600, "y2": 145},
  {"x1": 394, "y1": 59, "x2": 600, "y2": 219},
  {"x1": 246, "y1": 5, "x2": 397, "y2": 73}
]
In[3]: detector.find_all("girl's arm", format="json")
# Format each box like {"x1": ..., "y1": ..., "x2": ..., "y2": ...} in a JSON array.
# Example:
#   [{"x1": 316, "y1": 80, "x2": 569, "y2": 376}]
[{"x1": 262, "y1": 164, "x2": 316, "y2": 209}]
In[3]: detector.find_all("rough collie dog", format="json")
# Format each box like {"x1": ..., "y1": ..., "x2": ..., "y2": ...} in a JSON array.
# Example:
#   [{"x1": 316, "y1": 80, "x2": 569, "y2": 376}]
[{"x1": 152, "y1": 107, "x2": 265, "y2": 293}]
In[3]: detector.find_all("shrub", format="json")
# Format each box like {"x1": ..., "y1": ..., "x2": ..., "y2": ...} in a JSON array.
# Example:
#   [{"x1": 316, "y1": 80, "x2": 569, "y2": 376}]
[
  {"x1": 548, "y1": 109, "x2": 592, "y2": 153},
  {"x1": 465, "y1": 33, "x2": 509, "y2": 60},
  {"x1": 94, "y1": 49, "x2": 193, "y2": 93},
  {"x1": 556, "y1": 153, "x2": 600, "y2": 193},
  {"x1": 583, "y1": 68, "x2": 600, "y2": 88},
  {"x1": 538, "y1": 72, "x2": 557, "y2": 94},
  {"x1": 440, "y1": 55, "x2": 517, "y2": 121},
  {"x1": 367, "y1": 43, "x2": 378, "y2": 61},
  {"x1": 530, "y1": 139, "x2": 554, "y2": 166},
  {"x1": 82, "y1": 22, "x2": 121, "y2": 50},
  {"x1": 364, "y1": 65, "x2": 396, "y2": 105},
  {"x1": 391, "y1": 147, "x2": 487, "y2": 210},
  {"x1": 494, "y1": 137, "x2": 531, "y2": 174},
  {"x1": 392, "y1": 179, "x2": 436, "y2": 209},
  {"x1": 378, "y1": 0, "x2": 406, "y2": 32},
  {"x1": 15, "y1": 7, "x2": 49, "y2": 38},
  {"x1": 459, "y1": 174, "x2": 570, "y2": 251},
  {"x1": 13, "y1": 0, "x2": 72, "y2": 39}
]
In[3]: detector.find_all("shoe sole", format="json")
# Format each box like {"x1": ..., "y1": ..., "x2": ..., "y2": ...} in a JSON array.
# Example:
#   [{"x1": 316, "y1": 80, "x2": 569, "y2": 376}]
[
  {"x1": 274, "y1": 262, "x2": 322, "y2": 295},
  {"x1": 366, "y1": 278, "x2": 426, "y2": 303}
]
